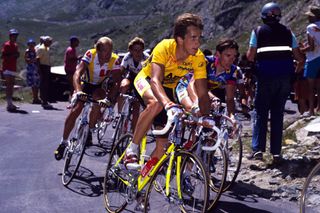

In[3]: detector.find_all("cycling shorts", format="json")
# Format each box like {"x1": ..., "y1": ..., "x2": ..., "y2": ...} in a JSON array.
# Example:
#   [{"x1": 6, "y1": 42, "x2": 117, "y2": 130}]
[
  {"x1": 134, "y1": 71, "x2": 177, "y2": 127},
  {"x1": 304, "y1": 56, "x2": 320, "y2": 79},
  {"x1": 82, "y1": 82, "x2": 102, "y2": 95}
]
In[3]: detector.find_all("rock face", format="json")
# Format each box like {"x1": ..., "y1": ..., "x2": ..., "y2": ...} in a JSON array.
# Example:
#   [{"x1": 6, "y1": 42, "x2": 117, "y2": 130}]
[
  {"x1": 238, "y1": 114, "x2": 320, "y2": 203},
  {"x1": 1, "y1": 0, "x2": 320, "y2": 51}
]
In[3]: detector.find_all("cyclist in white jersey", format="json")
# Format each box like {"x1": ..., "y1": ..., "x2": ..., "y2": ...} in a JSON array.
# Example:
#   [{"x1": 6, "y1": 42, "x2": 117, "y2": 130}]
[{"x1": 118, "y1": 37, "x2": 149, "y2": 132}]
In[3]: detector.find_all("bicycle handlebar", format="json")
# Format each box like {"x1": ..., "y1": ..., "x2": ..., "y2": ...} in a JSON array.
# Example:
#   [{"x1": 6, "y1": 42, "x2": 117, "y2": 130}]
[{"x1": 152, "y1": 109, "x2": 178, "y2": 136}]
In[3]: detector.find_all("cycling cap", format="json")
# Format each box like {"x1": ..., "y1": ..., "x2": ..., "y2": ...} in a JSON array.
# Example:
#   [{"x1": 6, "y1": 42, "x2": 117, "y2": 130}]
[
  {"x1": 261, "y1": 2, "x2": 281, "y2": 24},
  {"x1": 27, "y1": 39, "x2": 36, "y2": 45},
  {"x1": 9, "y1": 28, "x2": 19, "y2": 35}
]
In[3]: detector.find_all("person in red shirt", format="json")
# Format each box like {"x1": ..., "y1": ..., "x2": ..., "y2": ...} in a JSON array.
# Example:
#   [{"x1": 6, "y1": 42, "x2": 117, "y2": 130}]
[
  {"x1": 64, "y1": 36, "x2": 80, "y2": 95},
  {"x1": 1, "y1": 29, "x2": 20, "y2": 112}
]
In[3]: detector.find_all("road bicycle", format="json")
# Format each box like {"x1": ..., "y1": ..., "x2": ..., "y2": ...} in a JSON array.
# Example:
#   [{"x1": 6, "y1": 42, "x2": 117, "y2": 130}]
[
  {"x1": 99, "y1": 93, "x2": 138, "y2": 152},
  {"x1": 300, "y1": 160, "x2": 320, "y2": 213},
  {"x1": 103, "y1": 109, "x2": 211, "y2": 212},
  {"x1": 96, "y1": 105, "x2": 115, "y2": 144},
  {"x1": 211, "y1": 102, "x2": 243, "y2": 192},
  {"x1": 62, "y1": 96, "x2": 106, "y2": 186}
]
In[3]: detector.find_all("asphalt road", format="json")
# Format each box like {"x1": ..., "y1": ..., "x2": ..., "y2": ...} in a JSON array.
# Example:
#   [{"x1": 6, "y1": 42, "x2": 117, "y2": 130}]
[{"x1": 0, "y1": 101, "x2": 300, "y2": 213}]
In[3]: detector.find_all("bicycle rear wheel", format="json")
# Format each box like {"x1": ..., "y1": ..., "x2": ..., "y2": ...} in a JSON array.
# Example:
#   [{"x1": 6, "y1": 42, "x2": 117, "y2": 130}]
[
  {"x1": 300, "y1": 162, "x2": 320, "y2": 213},
  {"x1": 223, "y1": 135, "x2": 242, "y2": 192},
  {"x1": 62, "y1": 121, "x2": 89, "y2": 186},
  {"x1": 145, "y1": 150, "x2": 208, "y2": 213},
  {"x1": 103, "y1": 133, "x2": 133, "y2": 212}
]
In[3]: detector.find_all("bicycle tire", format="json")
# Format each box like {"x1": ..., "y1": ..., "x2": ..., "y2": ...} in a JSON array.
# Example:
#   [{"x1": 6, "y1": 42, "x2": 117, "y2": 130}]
[
  {"x1": 222, "y1": 135, "x2": 242, "y2": 192},
  {"x1": 190, "y1": 139, "x2": 227, "y2": 210},
  {"x1": 144, "y1": 150, "x2": 209, "y2": 213},
  {"x1": 300, "y1": 162, "x2": 320, "y2": 213},
  {"x1": 103, "y1": 133, "x2": 133, "y2": 212},
  {"x1": 62, "y1": 121, "x2": 89, "y2": 186}
]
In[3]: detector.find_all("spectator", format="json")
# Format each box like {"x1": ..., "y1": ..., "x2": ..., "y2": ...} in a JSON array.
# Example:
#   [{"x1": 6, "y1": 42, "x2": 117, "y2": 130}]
[
  {"x1": 1, "y1": 29, "x2": 20, "y2": 112},
  {"x1": 35, "y1": 36, "x2": 45, "y2": 51},
  {"x1": 25, "y1": 38, "x2": 41, "y2": 104},
  {"x1": 246, "y1": 2, "x2": 304, "y2": 163},
  {"x1": 64, "y1": 36, "x2": 80, "y2": 95},
  {"x1": 36, "y1": 36, "x2": 53, "y2": 109},
  {"x1": 300, "y1": 5, "x2": 320, "y2": 116}
]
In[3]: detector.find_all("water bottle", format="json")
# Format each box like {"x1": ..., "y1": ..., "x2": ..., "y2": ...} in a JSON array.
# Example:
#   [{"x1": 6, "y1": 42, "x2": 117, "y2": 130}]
[{"x1": 141, "y1": 157, "x2": 159, "y2": 177}]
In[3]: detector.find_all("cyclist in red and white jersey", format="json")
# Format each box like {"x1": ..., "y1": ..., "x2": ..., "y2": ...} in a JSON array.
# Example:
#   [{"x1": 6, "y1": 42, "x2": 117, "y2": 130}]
[{"x1": 54, "y1": 37, "x2": 121, "y2": 160}]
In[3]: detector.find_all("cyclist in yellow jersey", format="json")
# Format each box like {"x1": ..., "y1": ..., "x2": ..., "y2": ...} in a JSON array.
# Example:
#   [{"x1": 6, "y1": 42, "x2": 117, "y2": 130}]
[
  {"x1": 54, "y1": 37, "x2": 121, "y2": 160},
  {"x1": 124, "y1": 13, "x2": 210, "y2": 168}
]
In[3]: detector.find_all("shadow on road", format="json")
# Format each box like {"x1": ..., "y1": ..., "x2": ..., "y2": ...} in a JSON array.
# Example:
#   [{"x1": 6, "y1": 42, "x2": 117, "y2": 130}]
[
  {"x1": 64, "y1": 166, "x2": 103, "y2": 197},
  {"x1": 7, "y1": 109, "x2": 28, "y2": 114},
  {"x1": 85, "y1": 145, "x2": 109, "y2": 157},
  {"x1": 216, "y1": 200, "x2": 272, "y2": 213},
  {"x1": 216, "y1": 182, "x2": 274, "y2": 212}
]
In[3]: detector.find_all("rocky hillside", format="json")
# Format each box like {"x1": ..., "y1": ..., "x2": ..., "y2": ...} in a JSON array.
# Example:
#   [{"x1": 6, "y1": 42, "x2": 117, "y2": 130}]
[{"x1": 0, "y1": 0, "x2": 319, "y2": 68}]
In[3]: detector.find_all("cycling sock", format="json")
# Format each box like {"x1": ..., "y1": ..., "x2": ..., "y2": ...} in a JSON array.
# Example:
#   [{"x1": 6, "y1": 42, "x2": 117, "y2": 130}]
[{"x1": 126, "y1": 142, "x2": 139, "y2": 155}]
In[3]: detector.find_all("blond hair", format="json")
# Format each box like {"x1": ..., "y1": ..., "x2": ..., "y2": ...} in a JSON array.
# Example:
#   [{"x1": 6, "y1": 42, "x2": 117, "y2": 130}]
[{"x1": 95, "y1": 37, "x2": 113, "y2": 51}]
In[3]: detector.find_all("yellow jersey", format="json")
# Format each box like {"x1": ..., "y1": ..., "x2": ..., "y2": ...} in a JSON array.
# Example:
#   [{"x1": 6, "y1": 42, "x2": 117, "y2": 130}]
[{"x1": 140, "y1": 39, "x2": 206, "y2": 88}]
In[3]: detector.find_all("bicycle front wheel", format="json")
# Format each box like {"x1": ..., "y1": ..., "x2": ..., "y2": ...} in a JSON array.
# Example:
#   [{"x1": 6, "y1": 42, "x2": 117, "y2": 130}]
[
  {"x1": 145, "y1": 150, "x2": 208, "y2": 213},
  {"x1": 300, "y1": 162, "x2": 320, "y2": 213},
  {"x1": 97, "y1": 108, "x2": 113, "y2": 143},
  {"x1": 223, "y1": 135, "x2": 242, "y2": 192},
  {"x1": 103, "y1": 133, "x2": 133, "y2": 212},
  {"x1": 190, "y1": 139, "x2": 227, "y2": 210},
  {"x1": 62, "y1": 121, "x2": 89, "y2": 186}
]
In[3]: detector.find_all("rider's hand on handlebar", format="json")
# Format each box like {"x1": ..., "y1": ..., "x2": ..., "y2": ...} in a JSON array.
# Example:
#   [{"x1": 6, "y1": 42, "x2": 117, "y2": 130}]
[
  {"x1": 68, "y1": 91, "x2": 87, "y2": 109},
  {"x1": 199, "y1": 116, "x2": 215, "y2": 128},
  {"x1": 165, "y1": 102, "x2": 183, "y2": 117},
  {"x1": 210, "y1": 97, "x2": 221, "y2": 111},
  {"x1": 98, "y1": 98, "x2": 111, "y2": 108},
  {"x1": 191, "y1": 104, "x2": 201, "y2": 117}
]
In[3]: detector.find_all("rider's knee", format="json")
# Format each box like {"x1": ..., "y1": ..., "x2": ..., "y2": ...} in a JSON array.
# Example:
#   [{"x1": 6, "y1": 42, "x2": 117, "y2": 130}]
[{"x1": 146, "y1": 100, "x2": 163, "y2": 114}]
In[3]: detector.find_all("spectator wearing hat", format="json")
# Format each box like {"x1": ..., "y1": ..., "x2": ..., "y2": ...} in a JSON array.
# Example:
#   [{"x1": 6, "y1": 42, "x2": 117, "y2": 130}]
[
  {"x1": 25, "y1": 38, "x2": 41, "y2": 104},
  {"x1": 36, "y1": 36, "x2": 53, "y2": 109},
  {"x1": 35, "y1": 36, "x2": 45, "y2": 51},
  {"x1": 1, "y1": 28, "x2": 20, "y2": 112},
  {"x1": 300, "y1": 5, "x2": 320, "y2": 116},
  {"x1": 64, "y1": 36, "x2": 80, "y2": 96}
]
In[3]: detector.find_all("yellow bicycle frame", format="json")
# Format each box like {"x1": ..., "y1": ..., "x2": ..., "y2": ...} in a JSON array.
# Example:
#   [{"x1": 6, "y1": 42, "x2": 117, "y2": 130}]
[{"x1": 112, "y1": 136, "x2": 183, "y2": 199}]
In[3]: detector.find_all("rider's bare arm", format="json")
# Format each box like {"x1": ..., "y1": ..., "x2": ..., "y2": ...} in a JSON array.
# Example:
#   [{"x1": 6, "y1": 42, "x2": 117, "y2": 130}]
[
  {"x1": 194, "y1": 78, "x2": 210, "y2": 115},
  {"x1": 150, "y1": 62, "x2": 172, "y2": 107},
  {"x1": 225, "y1": 84, "x2": 236, "y2": 118},
  {"x1": 73, "y1": 61, "x2": 87, "y2": 92}
]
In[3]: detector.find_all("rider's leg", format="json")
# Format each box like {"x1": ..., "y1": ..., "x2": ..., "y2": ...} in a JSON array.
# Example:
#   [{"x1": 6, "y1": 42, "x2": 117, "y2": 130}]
[
  {"x1": 89, "y1": 88, "x2": 106, "y2": 129},
  {"x1": 118, "y1": 78, "x2": 130, "y2": 112},
  {"x1": 132, "y1": 89, "x2": 162, "y2": 145},
  {"x1": 131, "y1": 101, "x2": 140, "y2": 132},
  {"x1": 62, "y1": 102, "x2": 85, "y2": 140}
]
